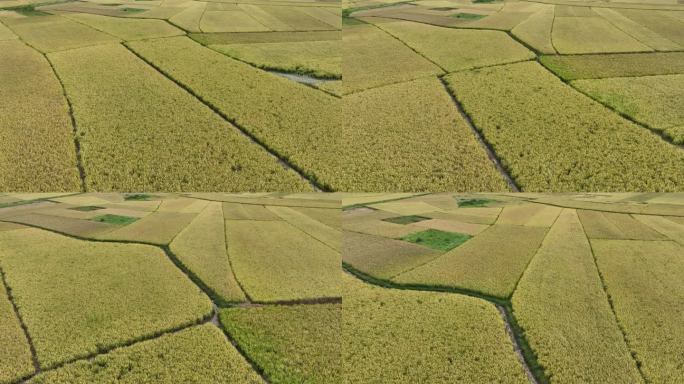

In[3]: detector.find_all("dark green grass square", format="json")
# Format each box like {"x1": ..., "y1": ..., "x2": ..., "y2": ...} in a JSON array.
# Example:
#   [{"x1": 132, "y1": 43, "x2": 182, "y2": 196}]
[
  {"x1": 456, "y1": 198, "x2": 497, "y2": 207},
  {"x1": 382, "y1": 215, "x2": 430, "y2": 225},
  {"x1": 400, "y1": 229, "x2": 471, "y2": 251},
  {"x1": 451, "y1": 12, "x2": 485, "y2": 20},
  {"x1": 91, "y1": 214, "x2": 139, "y2": 226},
  {"x1": 70, "y1": 206, "x2": 105, "y2": 212},
  {"x1": 121, "y1": 7, "x2": 146, "y2": 13},
  {"x1": 124, "y1": 193, "x2": 155, "y2": 201}
]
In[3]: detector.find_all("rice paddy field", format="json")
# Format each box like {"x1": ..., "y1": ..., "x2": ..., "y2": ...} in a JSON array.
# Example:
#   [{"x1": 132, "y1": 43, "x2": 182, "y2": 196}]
[
  {"x1": 0, "y1": 192, "x2": 341, "y2": 384},
  {"x1": 343, "y1": 0, "x2": 684, "y2": 191},
  {"x1": 342, "y1": 192, "x2": 684, "y2": 383}
]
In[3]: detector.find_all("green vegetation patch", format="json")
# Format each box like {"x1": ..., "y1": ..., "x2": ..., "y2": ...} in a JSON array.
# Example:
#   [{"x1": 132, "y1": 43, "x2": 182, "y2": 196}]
[
  {"x1": 456, "y1": 198, "x2": 497, "y2": 207},
  {"x1": 451, "y1": 12, "x2": 485, "y2": 20},
  {"x1": 220, "y1": 304, "x2": 341, "y2": 384},
  {"x1": 400, "y1": 229, "x2": 471, "y2": 251},
  {"x1": 124, "y1": 193, "x2": 156, "y2": 201},
  {"x1": 0, "y1": 228, "x2": 212, "y2": 369},
  {"x1": 343, "y1": 274, "x2": 527, "y2": 383},
  {"x1": 4, "y1": 4, "x2": 49, "y2": 16},
  {"x1": 121, "y1": 7, "x2": 145, "y2": 13},
  {"x1": 512, "y1": 210, "x2": 641, "y2": 383},
  {"x1": 540, "y1": 52, "x2": 684, "y2": 81},
  {"x1": 91, "y1": 214, "x2": 139, "y2": 226},
  {"x1": 0, "y1": 40, "x2": 81, "y2": 191},
  {"x1": 592, "y1": 239, "x2": 684, "y2": 383},
  {"x1": 26, "y1": 325, "x2": 263, "y2": 383},
  {"x1": 395, "y1": 224, "x2": 547, "y2": 298},
  {"x1": 444, "y1": 61, "x2": 684, "y2": 191},
  {"x1": 0, "y1": 280, "x2": 34, "y2": 383},
  {"x1": 69, "y1": 206, "x2": 105, "y2": 212},
  {"x1": 381, "y1": 215, "x2": 429, "y2": 225}
]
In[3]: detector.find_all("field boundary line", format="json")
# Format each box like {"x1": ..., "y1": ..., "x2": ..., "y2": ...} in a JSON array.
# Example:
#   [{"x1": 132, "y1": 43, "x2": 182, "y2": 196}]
[
  {"x1": 186, "y1": 195, "x2": 340, "y2": 209},
  {"x1": 120, "y1": 43, "x2": 328, "y2": 191},
  {"x1": 496, "y1": 304, "x2": 539, "y2": 384},
  {"x1": 342, "y1": 192, "x2": 430, "y2": 210},
  {"x1": 369, "y1": 22, "x2": 447, "y2": 73},
  {"x1": 217, "y1": 322, "x2": 273, "y2": 384},
  {"x1": 578, "y1": 217, "x2": 648, "y2": 383},
  {"x1": 519, "y1": 198, "x2": 684, "y2": 218},
  {"x1": 0, "y1": 265, "x2": 41, "y2": 380},
  {"x1": 438, "y1": 77, "x2": 521, "y2": 192},
  {"x1": 222, "y1": 210, "x2": 254, "y2": 303}
]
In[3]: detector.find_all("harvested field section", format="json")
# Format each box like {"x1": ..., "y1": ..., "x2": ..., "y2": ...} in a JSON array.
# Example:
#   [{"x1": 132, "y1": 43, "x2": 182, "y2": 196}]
[
  {"x1": 376, "y1": 20, "x2": 534, "y2": 71},
  {"x1": 539, "y1": 52, "x2": 684, "y2": 81},
  {"x1": 341, "y1": 77, "x2": 509, "y2": 191},
  {"x1": 25, "y1": 325, "x2": 264, "y2": 384},
  {"x1": 593, "y1": 239, "x2": 684, "y2": 383},
  {"x1": 170, "y1": 202, "x2": 247, "y2": 303},
  {"x1": 342, "y1": 23, "x2": 443, "y2": 94},
  {"x1": 572, "y1": 74, "x2": 684, "y2": 143},
  {"x1": 62, "y1": 13, "x2": 183, "y2": 41},
  {"x1": 3, "y1": 15, "x2": 119, "y2": 53},
  {"x1": 0, "y1": 278, "x2": 34, "y2": 384},
  {"x1": 48, "y1": 43, "x2": 310, "y2": 191},
  {"x1": 510, "y1": 6, "x2": 555, "y2": 54},
  {"x1": 220, "y1": 304, "x2": 341, "y2": 384},
  {"x1": 0, "y1": 228, "x2": 212, "y2": 369},
  {"x1": 343, "y1": 274, "x2": 528, "y2": 383},
  {"x1": 343, "y1": 231, "x2": 442, "y2": 278},
  {"x1": 225, "y1": 220, "x2": 340, "y2": 302},
  {"x1": 211, "y1": 40, "x2": 341, "y2": 78},
  {"x1": 98, "y1": 211, "x2": 197, "y2": 245},
  {"x1": 394, "y1": 224, "x2": 547, "y2": 298},
  {"x1": 0, "y1": 40, "x2": 80, "y2": 192},
  {"x1": 444, "y1": 61, "x2": 684, "y2": 191},
  {"x1": 552, "y1": 16, "x2": 652, "y2": 54},
  {"x1": 512, "y1": 210, "x2": 641, "y2": 383},
  {"x1": 127, "y1": 37, "x2": 340, "y2": 190}
]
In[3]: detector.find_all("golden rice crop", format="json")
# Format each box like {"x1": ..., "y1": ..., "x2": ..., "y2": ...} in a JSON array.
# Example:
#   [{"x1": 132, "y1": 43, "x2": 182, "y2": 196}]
[
  {"x1": 251, "y1": 5, "x2": 336, "y2": 31},
  {"x1": 6, "y1": 213, "x2": 116, "y2": 237},
  {"x1": 462, "y1": 9, "x2": 534, "y2": 30},
  {"x1": 200, "y1": 10, "x2": 270, "y2": 33},
  {"x1": 394, "y1": 224, "x2": 548, "y2": 298},
  {"x1": 211, "y1": 40, "x2": 341, "y2": 78},
  {"x1": 444, "y1": 61, "x2": 684, "y2": 191},
  {"x1": 189, "y1": 30, "x2": 340, "y2": 44},
  {"x1": 237, "y1": 3, "x2": 295, "y2": 30},
  {"x1": 343, "y1": 274, "x2": 528, "y2": 383},
  {"x1": 126, "y1": 37, "x2": 340, "y2": 190},
  {"x1": 633, "y1": 214, "x2": 684, "y2": 245},
  {"x1": 225, "y1": 220, "x2": 340, "y2": 302},
  {"x1": 578, "y1": 210, "x2": 666, "y2": 240},
  {"x1": 62, "y1": 13, "x2": 183, "y2": 41},
  {"x1": 3, "y1": 15, "x2": 120, "y2": 53},
  {"x1": 510, "y1": 7, "x2": 555, "y2": 53},
  {"x1": 168, "y1": 1, "x2": 206, "y2": 32},
  {"x1": 0, "y1": 279, "x2": 34, "y2": 384},
  {"x1": 0, "y1": 228, "x2": 212, "y2": 369},
  {"x1": 572, "y1": 74, "x2": 684, "y2": 143},
  {"x1": 98, "y1": 211, "x2": 197, "y2": 245},
  {"x1": 342, "y1": 23, "x2": 443, "y2": 94},
  {"x1": 592, "y1": 8, "x2": 681, "y2": 51},
  {"x1": 26, "y1": 325, "x2": 263, "y2": 383},
  {"x1": 48, "y1": 43, "x2": 310, "y2": 191},
  {"x1": 292, "y1": 206, "x2": 340, "y2": 228},
  {"x1": 341, "y1": 77, "x2": 510, "y2": 191},
  {"x1": 539, "y1": 52, "x2": 684, "y2": 80},
  {"x1": 552, "y1": 16, "x2": 652, "y2": 54},
  {"x1": 220, "y1": 304, "x2": 341, "y2": 384},
  {"x1": 343, "y1": 230, "x2": 442, "y2": 278},
  {"x1": 0, "y1": 21, "x2": 16, "y2": 40},
  {"x1": 222, "y1": 203, "x2": 282, "y2": 220},
  {"x1": 302, "y1": 7, "x2": 340, "y2": 28},
  {"x1": 267, "y1": 206, "x2": 341, "y2": 251},
  {"x1": 616, "y1": 9, "x2": 684, "y2": 46},
  {"x1": 495, "y1": 203, "x2": 561, "y2": 227},
  {"x1": 512, "y1": 210, "x2": 642, "y2": 383},
  {"x1": 0, "y1": 40, "x2": 80, "y2": 192},
  {"x1": 376, "y1": 20, "x2": 534, "y2": 71},
  {"x1": 592, "y1": 239, "x2": 684, "y2": 383},
  {"x1": 170, "y1": 202, "x2": 247, "y2": 303}
]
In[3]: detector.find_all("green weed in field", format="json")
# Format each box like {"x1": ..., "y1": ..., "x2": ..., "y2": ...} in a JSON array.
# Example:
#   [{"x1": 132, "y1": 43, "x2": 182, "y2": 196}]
[{"x1": 401, "y1": 229, "x2": 471, "y2": 251}]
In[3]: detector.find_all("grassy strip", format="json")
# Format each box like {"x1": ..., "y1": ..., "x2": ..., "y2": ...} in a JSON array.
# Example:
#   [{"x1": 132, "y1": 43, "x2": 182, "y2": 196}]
[{"x1": 456, "y1": 198, "x2": 498, "y2": 207}]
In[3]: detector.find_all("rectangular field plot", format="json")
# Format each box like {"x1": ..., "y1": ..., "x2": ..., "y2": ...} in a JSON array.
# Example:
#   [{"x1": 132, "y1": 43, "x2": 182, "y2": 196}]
[
  {"x1": 126, "y1": 37, "x2": 340, "y2": 190},
  {"x1": 98, "y1": 211, "x2": 197, "y2": 245},
  {"x1": 223, "y1": 202, "x2": 282, "y2": 220},
  {"x1": 341, "y1": 77, "x2": 509, "y2": 191},
  {"x1": 343, "y1": 231, "x2": 442, "y2": 278},
  {"x1": 593, "y1": 7, "x2": 682, "y2": 51},
  {"x1": 444, "y1": 61, "x2": 684, "y2": 191},
  {"x1": 400, "y1": 229, "x2": 470, "y2": 251},
  {"x1": 2, "y1": 15, "x2": 120, "y2": 53},
  {"x1": 266, "y1": 206, "x2": 341, "y2": 251},
  {"x1": 343, "y1": 274, "x2": 527, "y2": 384},
  {"x1": 495, "y1": 203, "x2": 561, "y2": 227},
  {"x1": 616, "y1": 9, "x2": 684, "y2": 46},
  {"x1": 375, "y1": 20, "x2": 534, "y2": 71},
  {"x1": 61, "y1": 13, "x2": 183, "y2": 41},
  {"x1": 220, "y1": 304, "x2": 341, "y2": 384},
  {"x1": 510, "y1": 6, "x2": 555, "y2": 54},
  {"x1": 394, "y1": 224, "x2": 547, "y2": 298},
  {"x1": 0, "y1": 228, "x2": 212, "y2": 369},
  {"x1": 0, "y1": 40, "x2": 80, "y2": 192},
  {"x1": 512, "y1": 210, "x2": 641, "y2": 383},
  {"x1": 25, "y1": 325, "x2": 263, "y2": 384},
  {"x1": 572, "y1": 74, "x2": 684, "y2": 144},
  {"x1": 578, "y1": 210, "x2": 667, "y2": 240},
  {"x1": 6, "y1": 213, "x2": 117, "y2": 237},
  {"x1": 225, "y1": 220, "x2": 340, "y2": 302},
  {"x1": 343, "y1": 210, "x2": 425, "y2": 239},
  {"x1": 200, "y1": 10, "x2": 270, "y2": 32},
  {"x1": 0, "y1": 279, "x2": 34, "y2": 384},
  {"x1": 552, "y1": 16, "x2": 652, "y2": 54},
  {"x1": 540, "y1": 52, "x2": 684, "y2": 80},
  {"x1": 170, "y1": 202, "x2": 247, "y2": 303},
  {"x1": 342, "y1": 23, "x2": 443, "y2": 93},
  {"x1": 592, "y1": 239, "x2": 684, "y2": 383},
  {"x1": 633, "y1": 214, "x2": 684, "y2": 245},
  {"x1": 48, "y1": 43, "x2": 309, "y2": 191}
]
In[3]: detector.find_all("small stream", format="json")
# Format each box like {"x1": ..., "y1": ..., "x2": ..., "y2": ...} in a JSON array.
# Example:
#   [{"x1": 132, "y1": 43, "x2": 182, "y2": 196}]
[{"x1": 268, "y1": 70, "x2": 336, "y2": 86}]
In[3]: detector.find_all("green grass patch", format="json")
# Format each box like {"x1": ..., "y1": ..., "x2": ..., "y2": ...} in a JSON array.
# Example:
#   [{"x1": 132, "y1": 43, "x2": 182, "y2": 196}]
[
  {"x1": 456, "y1": 198, "x2": 497, "y2": 207},
  {"x1": 382, "y1": 215, "x2": 429, "y2": 225},
  {"x1": 124, "y1": 193, "x2": 155, "y2": 201},
  {"x1": 400, "y1": 229, "x2": 471, "y2": 251},
  {"x1": 91, "y1": 214, "x2": 139, "y2": 226},
  {"x1": 121, "y1": 7, "x2": 146, "y2": 13},
  {"x1": 69, "y1": 206, "x2": 105, "y2": 212},
  {"x1": 451, "y1": 12, "x2": 485, "y2": 20},
  {"x1": 2, "y1": 4, "x2": 50, "y2": 16}
]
